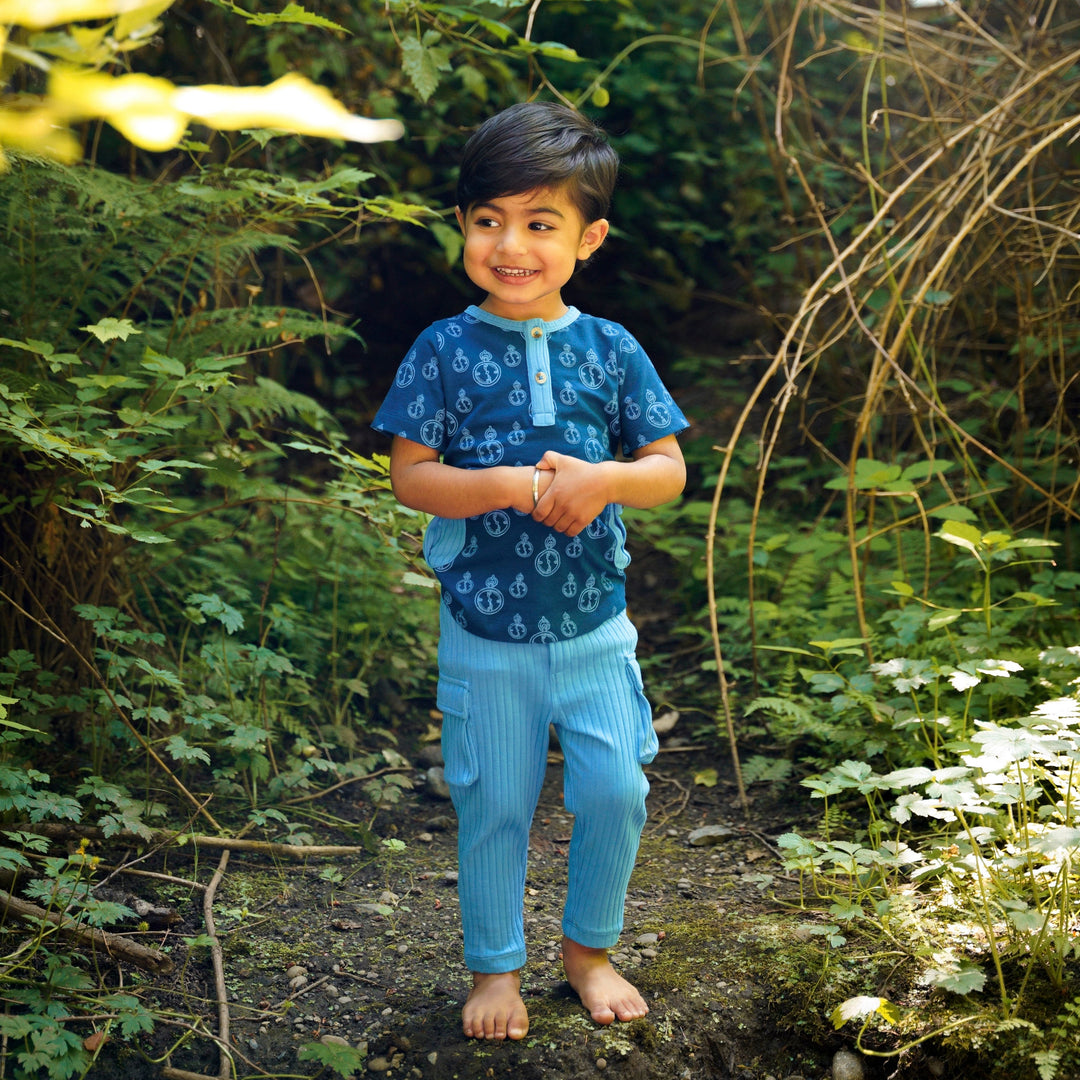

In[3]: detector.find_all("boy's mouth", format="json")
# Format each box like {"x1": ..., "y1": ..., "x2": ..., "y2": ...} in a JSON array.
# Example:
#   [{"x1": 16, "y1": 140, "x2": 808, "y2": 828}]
[{"x1": 493, "y1": 266, "x2": 536, "y2": 278}]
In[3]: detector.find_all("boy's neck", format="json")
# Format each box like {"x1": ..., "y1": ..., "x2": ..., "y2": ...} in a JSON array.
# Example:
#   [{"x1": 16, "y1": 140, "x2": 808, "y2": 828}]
[{"x1": 478, "y1": 295, "x2": 569, "y2": 323}]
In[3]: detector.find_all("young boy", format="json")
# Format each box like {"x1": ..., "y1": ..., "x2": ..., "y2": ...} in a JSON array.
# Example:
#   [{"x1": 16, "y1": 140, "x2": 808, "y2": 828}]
[{"x1": 372, "y1": 101, "x2": 689, "y2": 1041}]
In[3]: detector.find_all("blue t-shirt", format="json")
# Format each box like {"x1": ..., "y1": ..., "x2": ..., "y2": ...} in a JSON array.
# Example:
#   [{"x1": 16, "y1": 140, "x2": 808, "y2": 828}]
[{"x1": 372, "y1": 305, "x2": 689, "y2": 643}]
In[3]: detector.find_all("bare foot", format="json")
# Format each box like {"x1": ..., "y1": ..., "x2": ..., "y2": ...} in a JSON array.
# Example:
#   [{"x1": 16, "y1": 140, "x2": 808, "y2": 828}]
[
  {"x1": 561, "y1": 937, "x2": 649, "y2": 1025},
  {"x1": 463, "y1": 971, "x2": 529, "y2": 1041}
]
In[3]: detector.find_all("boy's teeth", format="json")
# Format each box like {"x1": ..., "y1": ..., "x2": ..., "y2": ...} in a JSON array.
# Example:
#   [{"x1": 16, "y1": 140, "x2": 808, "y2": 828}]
[{"x1": 498, "y1": 267, "x2": 532, "y2": 276}]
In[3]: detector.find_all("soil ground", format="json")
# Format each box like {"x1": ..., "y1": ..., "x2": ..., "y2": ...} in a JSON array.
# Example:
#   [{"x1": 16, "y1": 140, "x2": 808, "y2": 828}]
[{"x1": 87, "y1": 736, "x2": 866, "y2": 1080}]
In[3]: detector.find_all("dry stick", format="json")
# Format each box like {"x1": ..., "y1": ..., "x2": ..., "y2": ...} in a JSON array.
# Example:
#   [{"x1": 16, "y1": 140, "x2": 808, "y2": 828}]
[
  {"x1": 161, "y1": 850, "x2": 232, "y2": 1080},
  {"x1": 24, "y1": 823, "x2": 369, "y2": 858},
  {"x1": 0, "y1": 888, "x2": 173, "y2": 974},
  {"x1": 204, "y1": 851, "x2": 232, "y2": 1080}
]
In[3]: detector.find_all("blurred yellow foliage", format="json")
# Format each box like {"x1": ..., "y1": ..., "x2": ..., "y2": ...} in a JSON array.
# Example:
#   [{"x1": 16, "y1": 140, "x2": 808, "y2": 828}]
[{"x1": 0, "y1": 0, "x2": 404, "y2": 168}]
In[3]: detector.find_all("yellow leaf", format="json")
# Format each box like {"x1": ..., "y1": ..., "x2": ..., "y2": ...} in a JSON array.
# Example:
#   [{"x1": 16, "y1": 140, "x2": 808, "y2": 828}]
[
  {"x1": 694, "y1": 767, "x2": 719, "y2": 788},
  {"x1": 48, "y1": 68, "x2": 187, "y2": 150},
  {"x1": 114, "y1": 0, "x2": 174, "y2": 40},
  {"x1": 0, "y1": 106, "x2": 81, "y2": 166},
  {"x1": 173, "y1": 74, "x2": 404, "y2": 144},
  {"x1": 0, "y1": 0, "x2": 157, "y2": 29}
]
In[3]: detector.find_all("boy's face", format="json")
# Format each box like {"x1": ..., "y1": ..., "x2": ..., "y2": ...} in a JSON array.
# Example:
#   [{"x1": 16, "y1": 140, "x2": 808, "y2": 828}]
[{"x1": 455, "y1": 186, "x2": 608, "y2": 322}]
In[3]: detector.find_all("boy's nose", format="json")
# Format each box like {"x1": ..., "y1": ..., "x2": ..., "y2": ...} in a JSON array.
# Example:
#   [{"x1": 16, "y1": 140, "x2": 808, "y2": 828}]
[{"x1": 496, "y1": 226, "x2": 528, "y2": 255}]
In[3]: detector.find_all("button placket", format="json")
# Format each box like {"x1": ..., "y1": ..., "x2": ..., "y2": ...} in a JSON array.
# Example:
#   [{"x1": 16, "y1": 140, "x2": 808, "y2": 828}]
[{"x1": 525, "y1": 320, "x2": 555, "y2": 426}]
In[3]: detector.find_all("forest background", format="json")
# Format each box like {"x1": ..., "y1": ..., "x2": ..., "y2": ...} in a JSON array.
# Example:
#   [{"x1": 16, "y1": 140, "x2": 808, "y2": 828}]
[{"x1": 1, "y1": 0, "x2": 1080, "y2": 1078}]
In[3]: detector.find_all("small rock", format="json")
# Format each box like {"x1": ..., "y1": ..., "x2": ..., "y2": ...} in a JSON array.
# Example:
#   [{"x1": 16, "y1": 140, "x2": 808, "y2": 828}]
[
  {"x1": 688, "y1": 825, "x2": 735, "y2": 846},
  {"x1": 425, "y1": 814, "x2": 455, "y2": 831},
  {"x1": 677, "y1": 879, "x2": 694, "y2": 893},
  {"x1": 443, "y1": 870, "x2": 459, "y2": 885},
  {"x1": 321, "y1": 1035, "x2": 350, "y2": 1047},
  {"x1": 417, "y1": 832, "x2": 434, "y2": 843},
  {"x1": 427, "y1": 1052, "x2": 438, "y2": 1065},
  {"x1": 832, "y1": 1049, "x2": 865, "y2": 1080},
  {"x1": 417, "y1": 744, "x2": 444, "y2": 768},
  {"x1": 247, "y1": 1039, "x2": 258, "y2": 1050},
  {"x1": 634, "y1": 933, "x2": 659, "y2": 947},
  {"x1": 396, "y1": 944, "x2": 409, "y2": 954},
  {"x1": 285, "y1": 965, "x2": 307, "y2": 980},
  {"x1": 926, "y1": 1059, "x2": 945, "y2": 1078},
  {"x1": 379, "y1": 890, "x2": 399, "y2": 906},
  {"x1": 652, "y1": 709, "x2": 679, "y2": 734},
  {"x1": 596, "y1": 1058, "x2": 608, "y2": 1070},
  {"x1": 640, "y1": 947, "x2": 658, "y2": 959},
  {"x1": 426, "y1": 766, "x2": 451, "y2": 799},
  {"x1": 367, "y1": 1057, "x2": 391, "y2": 1073},
  {"x1": 288, "y1": 975, "x2": 308, "y2": 991}
]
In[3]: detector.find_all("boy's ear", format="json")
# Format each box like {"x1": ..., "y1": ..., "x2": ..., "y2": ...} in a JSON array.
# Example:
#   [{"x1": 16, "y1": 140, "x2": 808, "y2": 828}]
[
  {"x1": 455, "y1": 206, "x2": 466, "y2": 235},
  {"x1": 577, "y1": 218, "x2": 609, "y2": 261}
]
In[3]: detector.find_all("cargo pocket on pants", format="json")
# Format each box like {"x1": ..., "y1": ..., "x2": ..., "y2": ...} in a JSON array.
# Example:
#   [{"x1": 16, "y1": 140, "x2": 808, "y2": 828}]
[
  {"x1": 625, "y1": 660, "x2": 658, "y2": 764},
  {"x1": 437, "y1": 675, "x2": 479, "y2": 787}
]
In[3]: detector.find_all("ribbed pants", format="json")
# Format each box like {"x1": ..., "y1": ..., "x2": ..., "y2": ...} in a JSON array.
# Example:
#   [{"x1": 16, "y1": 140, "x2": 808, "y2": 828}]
[{"x1": 436, "y1": 604, "x2": 658, "y2": 974}]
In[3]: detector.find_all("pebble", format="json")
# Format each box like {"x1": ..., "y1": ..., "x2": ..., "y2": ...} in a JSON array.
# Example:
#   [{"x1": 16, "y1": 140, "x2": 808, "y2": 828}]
[
  {"x1": 640, "y1": 947, "x2": 658, "y2": 959},
  {"x1": 425, "y1": 814, "x2": 455, "y2": 831},
  {"x1": 367, "y1": 1056, "x2": 391, "y2": 1072},
  {"x1": 426, "y1": 766, "x2": 451, "y2": 799},
  {"x1": 634, "y1": 933, "x2": 659, "y2": 946},
  {"x1": 417, "y1": 744, "x2": 444, "y2": 768},
  {"x1": 596, "y1": 1058, "x2": 608, "y2": 1070},
  {"x1": 417, "y1": 831, "x2": 434, "y2": 843},
  {"x1": 832, "y1": 1049, "x2": 865, "y2": 1080},
  {"x1": 688, "y1": 825, "x2": 735, "y2": 846},
  {"x1": 427, "y1": 1052, "x2": 438, "y2": 1065},
  {"x1": 321, "y1": 1035, "x2": 350, "y2": 1048},
  {"x1": 288, "y1": 975, "x2": 308, "y2": 991},
  {"x1": 285, "y1": 965, "x2": 307, "y2": 980},
  {"x1": 379, "y1": 890, "x2": 399, "y2": 905}
]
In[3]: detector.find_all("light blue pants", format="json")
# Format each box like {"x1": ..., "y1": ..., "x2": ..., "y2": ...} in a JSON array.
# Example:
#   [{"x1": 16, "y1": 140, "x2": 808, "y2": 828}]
[{"x1": 437, "y1": 604, "x2": 659, "y2": 974}]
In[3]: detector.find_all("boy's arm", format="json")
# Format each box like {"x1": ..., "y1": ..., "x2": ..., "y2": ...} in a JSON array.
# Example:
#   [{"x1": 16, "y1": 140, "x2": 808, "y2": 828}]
[
  {"x1": 532, "y1": 434, "x2": 686, "y2": 538},
  {"x1": 389, "y1": 435, "x2": 545, "y2": 518}
]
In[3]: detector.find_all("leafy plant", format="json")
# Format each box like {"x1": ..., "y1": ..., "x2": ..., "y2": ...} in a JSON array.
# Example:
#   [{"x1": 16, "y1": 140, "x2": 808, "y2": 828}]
[{"x1": 777, "y1": 523, "x2": 1080, "y2": 1027}]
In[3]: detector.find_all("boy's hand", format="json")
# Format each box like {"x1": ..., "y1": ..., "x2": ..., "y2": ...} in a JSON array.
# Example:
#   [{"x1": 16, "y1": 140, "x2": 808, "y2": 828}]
[{"x1": 531, "y1": 451, "x2": 609, "y2": 537}]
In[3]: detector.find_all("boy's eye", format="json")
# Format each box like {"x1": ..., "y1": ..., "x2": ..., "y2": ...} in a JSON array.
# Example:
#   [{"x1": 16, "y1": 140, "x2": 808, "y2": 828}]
[{"x1": 529, "y1": 221, "x2": 554, "y2": 231}]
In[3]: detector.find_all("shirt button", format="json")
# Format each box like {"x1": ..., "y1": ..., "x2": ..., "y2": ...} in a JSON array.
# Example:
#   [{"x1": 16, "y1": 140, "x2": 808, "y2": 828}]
[
  {"x1": 530, "y1": 327, "x2": 543, "y2": 339},
  {"x1": 535, "y1": 371, "x2": 547, "y2": 384}
]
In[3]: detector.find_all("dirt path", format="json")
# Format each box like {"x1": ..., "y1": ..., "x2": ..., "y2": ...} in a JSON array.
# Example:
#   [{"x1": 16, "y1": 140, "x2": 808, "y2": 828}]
[{"x1": 96, "y1": 748, "x2": 854, "y2": 1080}]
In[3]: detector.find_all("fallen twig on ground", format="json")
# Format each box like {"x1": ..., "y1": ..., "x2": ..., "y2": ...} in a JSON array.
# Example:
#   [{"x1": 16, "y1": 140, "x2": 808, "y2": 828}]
[{"x1": 0, "y1": 888, "x2": 173, "y2": 974}]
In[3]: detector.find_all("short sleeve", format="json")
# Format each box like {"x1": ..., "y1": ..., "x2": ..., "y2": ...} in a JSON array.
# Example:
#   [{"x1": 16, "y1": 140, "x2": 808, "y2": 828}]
[
  {"x1": 616, "y1": 333, "x2": 690, "y2": 455},
  {"x1": 371, "y1": 331, "x2": 450, "y2": 452}
]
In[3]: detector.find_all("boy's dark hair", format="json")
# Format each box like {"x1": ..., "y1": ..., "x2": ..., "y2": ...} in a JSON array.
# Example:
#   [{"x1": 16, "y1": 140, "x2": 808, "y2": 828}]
[{"x1": 456, "y1": 101, "x2": 619, "y2": 224}]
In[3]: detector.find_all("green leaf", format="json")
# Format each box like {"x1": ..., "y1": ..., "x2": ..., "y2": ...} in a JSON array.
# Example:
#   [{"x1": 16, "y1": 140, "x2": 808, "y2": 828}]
[
  {"x1": 928, "y1": 609, "x2": 963, "y2": 631},
  {"x1": 401, "y1": 35, "x2": 452, "y2": 102},
  {"x1": 141, "y1": 350, "x2": 186, "y2": 377},
  {"x1": 923, "y1": 961, "x2": 986, "y2": 995},
  {"x1": 936, "y1": 521, "x2": 982, "y2": 555},
  {"x1": 298, "y1": 1039, "x2": 367, "y2": 1078},
  {"x1": 82, "y1": 318, "x2": 141, "y2": 343},
  {"x1": 240, "y1": 2, "x2": 349, "y2": 32},
  {"x1": 900, "y1": 459, "x2": 954, "y2": 481}
]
